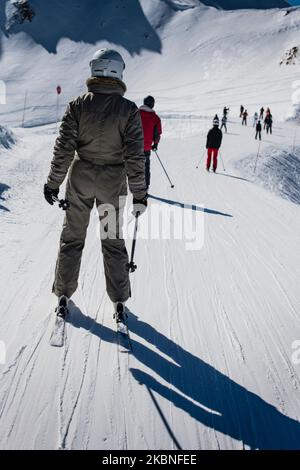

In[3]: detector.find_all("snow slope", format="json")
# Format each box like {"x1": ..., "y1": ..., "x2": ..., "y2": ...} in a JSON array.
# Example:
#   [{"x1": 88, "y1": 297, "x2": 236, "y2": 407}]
[
  {"x1": 1, "y1": 1, "x2": 300, "y2": 125},
  {"x1": 0, "y1": 0, "x2": 300, "y2": 450}
]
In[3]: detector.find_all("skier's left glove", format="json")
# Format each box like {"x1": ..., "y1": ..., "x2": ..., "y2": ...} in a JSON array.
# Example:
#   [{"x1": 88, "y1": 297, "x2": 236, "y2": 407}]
[
  {"x1": 132, "y1": 194, "x2": 148, "y2": 217},
  {"x1": 44, "y1": 184, "x2": 59, "y2": 206},
  {"x1": 152, "y1": 143, "x2": 158, "y2": 151}
]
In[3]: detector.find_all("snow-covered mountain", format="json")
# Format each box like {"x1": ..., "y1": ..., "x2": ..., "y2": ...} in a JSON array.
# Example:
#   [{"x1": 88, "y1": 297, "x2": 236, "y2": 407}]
[
  {"x1": 0, "y1": 0, "x2": 300, "y2": 451},
  {"x1": 1, "y1": 0, "x2": 300, "y2": 127}
]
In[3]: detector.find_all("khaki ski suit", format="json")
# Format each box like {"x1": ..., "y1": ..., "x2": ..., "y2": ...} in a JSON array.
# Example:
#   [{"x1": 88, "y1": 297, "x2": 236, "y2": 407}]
[{"x1": 47, "y1": 77, "x2": 146, "y2": 302}]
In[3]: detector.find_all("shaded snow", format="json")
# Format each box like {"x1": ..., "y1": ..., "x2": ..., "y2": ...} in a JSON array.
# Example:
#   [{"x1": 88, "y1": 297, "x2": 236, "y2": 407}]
[
  {"x1": 0, "y1": 125, "x2": 15, "y2": 149},
  {"x1": 235, "y1": 145, "x2": 300, "y2": 205}
]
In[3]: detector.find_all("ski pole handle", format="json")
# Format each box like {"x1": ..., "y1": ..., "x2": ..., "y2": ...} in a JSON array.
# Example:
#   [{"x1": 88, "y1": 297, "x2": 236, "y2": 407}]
[{"x1": 53, "y1": 196, "x2": 70, "y2": 211}]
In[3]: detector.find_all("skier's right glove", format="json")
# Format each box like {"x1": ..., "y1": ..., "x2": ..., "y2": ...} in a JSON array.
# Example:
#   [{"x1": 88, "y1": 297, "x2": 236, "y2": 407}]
[
  {"x1": 152, "y1": 143, "x2": 158, "y2": 151},
  {"x1": 132, "y1": 194, "x2": 148, "y2": 217},
  {"x1": 44, "y1": 184, "x2": 59, "y2": 206}
]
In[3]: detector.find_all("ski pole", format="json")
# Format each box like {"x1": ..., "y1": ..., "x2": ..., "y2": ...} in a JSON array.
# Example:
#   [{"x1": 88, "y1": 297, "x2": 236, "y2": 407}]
[
  {"x1": 219, "y1": 151, "x2": 226, "y2": 172},
  {"x1": 53, "y1": 196, "x2": 70, "y2": 211},
  {"x1": 196, "y1": 150, "x2": 206, "y2": 169},
  {"x1": 154, "y1": 150, "x2": 175, "y2": 188},
  {"x1": 126, "y1": 212, "x2": 140, "y2": 273}
]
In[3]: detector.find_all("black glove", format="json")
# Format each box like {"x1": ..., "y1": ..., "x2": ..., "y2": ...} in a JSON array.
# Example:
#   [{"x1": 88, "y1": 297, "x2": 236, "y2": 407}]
[
  {"x1": 152, "y1": 143, "x2": 158, "y2": 151},
  {"x1": 132, "y1": 194, "x2": 148, "y2": 217},
  {"x1": 44, "y1": 184, "x2": 59, "y2": 206}
]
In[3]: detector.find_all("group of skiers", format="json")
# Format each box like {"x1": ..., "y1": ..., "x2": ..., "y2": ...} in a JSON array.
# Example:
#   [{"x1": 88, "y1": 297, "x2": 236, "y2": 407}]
[
  {"x1": 240, "y1": 105, "x2": 273, "y2": 140},
  {"x1": 44, "y1": 49, "x2": 162, "y2": 323},
  {"x1": 205, "y1": 103, "x2": 274, "y2": 173}
]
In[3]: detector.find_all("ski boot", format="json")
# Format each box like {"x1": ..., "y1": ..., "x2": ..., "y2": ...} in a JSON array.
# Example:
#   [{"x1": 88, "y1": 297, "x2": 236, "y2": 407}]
[
  {"x1": 55, "y1": 295, "x2": 69, "y2": 319},
  {"x1": 113, "y1": 302, "x2": 127, "y2": 324}
]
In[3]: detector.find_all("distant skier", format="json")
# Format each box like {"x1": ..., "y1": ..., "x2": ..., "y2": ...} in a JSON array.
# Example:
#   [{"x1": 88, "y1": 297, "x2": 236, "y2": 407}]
[
  {"x1": 221, "y1": 115, "x2": 227, "y2": 133},
  {"x1": 240, "y1": 105, "x2": 244, "y2": 118},
  {"x1": 253, "y1": 112, "x2": 259, "y2": 128},
  {"x1": 223, "y1": 106, "x2": 229, "y2": 117},
  {"x1": 264, "y1": 113, "x2": 273, "y2": 134},
  {"x1": 44, "y1": 49, "x2": 147, "y2": 323},
  {"x1": 242, "y1": 110, "x2": 248, "y2": 126},
  {"x1": 255, "y1": 120, "x2": 262, "y2": 141},
  {"x1": 139, "y1": 95, "x2": 162, "y2": 190},
  {"x1": 206, "y1": 117, "x2": 223, "y2": 173},
  {"x1": 259, "y1": 107, "x2": 264, "y2": 120}
]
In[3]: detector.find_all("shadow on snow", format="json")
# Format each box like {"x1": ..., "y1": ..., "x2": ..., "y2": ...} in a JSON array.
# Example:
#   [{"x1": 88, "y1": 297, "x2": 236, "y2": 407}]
[
  {"x1": 0, "y1": 183, "x2": 10, "y2": 212},
  {"x1": 67, "y1": 303, "x2": 300, "y2": 450},
  {"x1": 149, "y1": 194, "x2": 233, "y2": 218}
]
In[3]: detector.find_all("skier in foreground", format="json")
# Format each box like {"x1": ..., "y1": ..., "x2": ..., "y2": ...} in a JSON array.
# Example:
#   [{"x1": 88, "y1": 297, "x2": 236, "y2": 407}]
[
  {"x1": 139, "y1": 95, "x2": 162, "y2": 190},
  {"x1": 206, "y1": 117, "x2": 223, "y2": 173},
  {"x1": 44, "y1": 49, "x2": 147, "y2": 323}
]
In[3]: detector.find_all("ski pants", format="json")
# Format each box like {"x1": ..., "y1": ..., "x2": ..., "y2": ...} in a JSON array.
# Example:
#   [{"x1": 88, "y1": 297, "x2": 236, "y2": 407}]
[
  {"x1": 266, "y1": 125, "x2": 272, "y2": 134},
  {"x1": 206, "y1": 148, "x2": 219, "y2": 171},
  {"x1": 221, "y1": 123, "x2": 227, "y2": 133},
  {"x1": 242, "y1": 118, "x2": 247, "y2": 126},
  {"x1": 145, "y1": 150, "x2": 151, "y2": 189},
  {"x1": 255, "y1": 130, "x2": 261, "y2": 140},
  {"x1": 53, "y1": 158, "x2": 130, "y2": 302}
]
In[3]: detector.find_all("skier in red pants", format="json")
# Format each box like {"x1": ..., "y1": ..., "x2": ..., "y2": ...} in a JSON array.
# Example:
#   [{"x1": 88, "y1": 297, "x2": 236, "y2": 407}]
[
  {"x1": 206, "y1": 117, "x2": 223, "y2": 172},
  {"x1": 139, "y1": 96, "x2": 162, "y2": 190}
]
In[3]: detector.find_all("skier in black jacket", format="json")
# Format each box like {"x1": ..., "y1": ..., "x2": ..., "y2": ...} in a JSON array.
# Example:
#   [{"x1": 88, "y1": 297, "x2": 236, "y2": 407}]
[
  {"x1": 264, "y1": 114, "x2": 273, "y2": 134},
  {"x1": 206, "y1": 117, "x2": 223, "y2": 172},
  {"x1": 255, "y1": 120, "x2": 262, "y2": 141}
]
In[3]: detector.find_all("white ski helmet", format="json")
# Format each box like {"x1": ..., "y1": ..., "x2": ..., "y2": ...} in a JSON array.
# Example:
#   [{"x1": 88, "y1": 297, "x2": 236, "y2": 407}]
[{"x1": 89, "y1": 48, "x2": 125, "y2": 80}]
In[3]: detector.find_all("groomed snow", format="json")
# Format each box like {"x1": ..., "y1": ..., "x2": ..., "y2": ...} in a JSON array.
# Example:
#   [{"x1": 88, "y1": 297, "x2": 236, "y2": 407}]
[{"x1": 0, "y1": 0, "x2": 300, "y2": 450}]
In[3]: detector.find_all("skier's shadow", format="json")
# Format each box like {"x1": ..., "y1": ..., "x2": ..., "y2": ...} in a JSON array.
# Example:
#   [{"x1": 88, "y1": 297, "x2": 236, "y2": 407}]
[
  {"x1": 149, "y1": 195, "x2": 233, "y2": 218},
  {"x1": 68, "y1": 304, "x2": 300, "y2": 449},
  {"x1": 215, "y1": 172, "x2": 251, "y2": 183}
]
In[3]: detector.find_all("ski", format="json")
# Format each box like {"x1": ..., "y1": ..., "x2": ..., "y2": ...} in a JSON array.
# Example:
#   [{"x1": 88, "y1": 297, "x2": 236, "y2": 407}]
[
  {"x1": 49, "y1": 297, "x2": 69, "y2": 347},
  {"x1": 114, "y1": 304, "x2": 132, "y2": 352},
  {"x1": 116, "y1": 320, "x2": 132, "y2": 352}
]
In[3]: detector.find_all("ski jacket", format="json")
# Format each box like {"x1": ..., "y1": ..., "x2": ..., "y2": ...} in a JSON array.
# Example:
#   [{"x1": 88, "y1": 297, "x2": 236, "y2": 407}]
[
  {"x1": 139, "y1": 105, "x2": 162, "y2": 152},
  {"x1": 264, "y1": 115, "x2": 273, "y2": 125},
  {"x1": 206, "y1": 127, "x2": 223, "y2": 149},
  {"x1": 47, "y1": 77, "x2": 146, "y2": 200},
  {"x1": 256, "y1": 122, "x2": 262, "y2": 131}
]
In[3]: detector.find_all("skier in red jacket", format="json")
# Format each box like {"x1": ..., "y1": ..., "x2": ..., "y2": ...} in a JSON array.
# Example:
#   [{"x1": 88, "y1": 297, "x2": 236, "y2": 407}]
[{"x1": 139, "y1": 96, "x2": 162, "y2": 189}]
